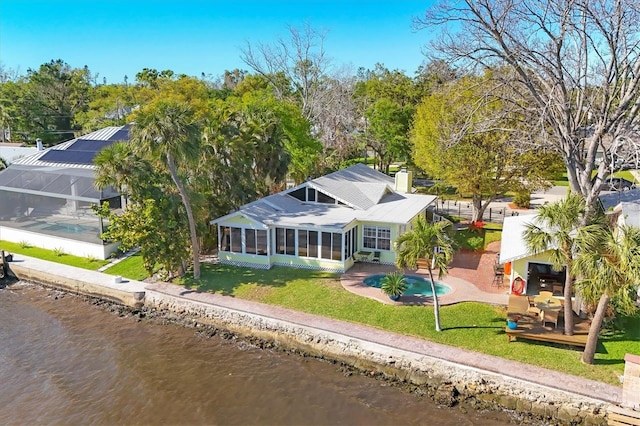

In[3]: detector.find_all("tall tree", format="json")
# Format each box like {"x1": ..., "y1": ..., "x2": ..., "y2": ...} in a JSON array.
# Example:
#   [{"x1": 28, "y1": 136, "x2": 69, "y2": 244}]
[
  {"x1": 22, "y1": 60, "x2": 92, "y2": 144},
  {"x1": 94, "y1": 141, "x2": 192, "y2": 278},
  {"x1": 241, "y1": 24, "x2": 357, "y2": 165},
  {"x1": 416, "y1": 0, "x2": 640, "y2": 217},
  {"x1": 132, "y1": 101, "x2": 203, "y2": 279},
  {"x1": 354, "y1": 64, "x2": 420, "y2": 173},
  {"x1": 412, "y1": 74, "x2": 561, "y2": 222},
  {"x1": 241, "y1": 23, "x2": 329, "y2": 120},
  {"x1": 523, "y1": 194, "x2": 587, "y2": 336},
  {"x1": 362, "y1": 97, "x2": 413, "y2": 174},
  {"x1": 395, "y1": 217, "x2": 455, "y2": 332},
  {"x1": 573, "y1": 225, "x2": 640, "y2": 364}
]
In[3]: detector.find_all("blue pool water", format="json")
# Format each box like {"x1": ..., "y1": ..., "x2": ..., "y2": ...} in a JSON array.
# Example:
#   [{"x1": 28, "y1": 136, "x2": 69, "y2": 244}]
[{"x1": 363, "y1": 274, "x2": 451, "y2": 297}]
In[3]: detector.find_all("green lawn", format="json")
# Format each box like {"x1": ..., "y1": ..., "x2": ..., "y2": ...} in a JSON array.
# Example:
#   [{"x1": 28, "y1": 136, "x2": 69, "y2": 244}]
[
  {"x1": 0, "y1": 240, "x2": 109, "y2": 270},
  {"x1": 101, "y1": 252, "x2": 148, "y2": 281},
  {"x1": 453, "y1": 226, "x2": 502, "y2": 251}
]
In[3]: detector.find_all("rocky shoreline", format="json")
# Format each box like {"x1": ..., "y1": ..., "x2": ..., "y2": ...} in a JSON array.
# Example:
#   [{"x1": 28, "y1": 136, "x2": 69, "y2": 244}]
[{"x1": 11, "y1": 280, "x2": 610, "y2": 426}]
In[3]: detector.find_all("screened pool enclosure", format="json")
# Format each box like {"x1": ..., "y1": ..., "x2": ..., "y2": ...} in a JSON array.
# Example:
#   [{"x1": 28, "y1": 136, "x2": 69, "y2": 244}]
[
  {"x1": 0, "y1": 125, "x2": 129, "y2": 259},
  {"x1": 0, "y1": 165, "x2": 120, "y2": 242}
]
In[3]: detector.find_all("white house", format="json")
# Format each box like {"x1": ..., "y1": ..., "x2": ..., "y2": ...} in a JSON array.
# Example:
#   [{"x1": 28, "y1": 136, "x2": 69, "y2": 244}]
[{"x1": 210, "y1": 164, "x2": 438, "y2": 272}]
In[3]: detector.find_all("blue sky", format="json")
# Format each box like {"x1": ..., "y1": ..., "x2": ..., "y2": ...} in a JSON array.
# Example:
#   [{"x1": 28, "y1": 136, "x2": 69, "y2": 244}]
[{"x1": 0, "y1": 0, "x2": 436, "y2": 84}]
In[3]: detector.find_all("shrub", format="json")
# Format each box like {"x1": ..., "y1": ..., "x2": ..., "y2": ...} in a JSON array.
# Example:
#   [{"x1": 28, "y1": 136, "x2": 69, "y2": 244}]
[
  {"x1": 381, "y1": 271, "x2": 408, "y2": 298},
  {"x1": 513, "y1": 192, "x2": 531, "y2": 208}
]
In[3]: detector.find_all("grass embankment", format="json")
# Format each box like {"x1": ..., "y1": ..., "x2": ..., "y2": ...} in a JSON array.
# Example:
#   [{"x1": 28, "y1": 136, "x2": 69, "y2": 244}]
[
  {"x1": 0, "y1": 240, "x2": 109, "y2": 270},
  {"x1": 4, "y1": 240, "x2": 637, "y2": 386},
  {"x1": 100, "y1": 253, "x2": 148, "y2": 281}
]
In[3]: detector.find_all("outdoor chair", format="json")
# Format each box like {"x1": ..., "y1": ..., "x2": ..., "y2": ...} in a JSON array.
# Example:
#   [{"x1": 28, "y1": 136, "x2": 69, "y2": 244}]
[
  {"x1": 542, "y1": 309, "x2": 559, "y2": 328},
  {"x1": 492, "y1": 264, "x2": 505, "y2": 287},
  {"x1": 372, "y1": 251, "x2": 381, "y2": 263},
  {"x1": 526, "y1": 296, "x2": 541, "y2": 317}
]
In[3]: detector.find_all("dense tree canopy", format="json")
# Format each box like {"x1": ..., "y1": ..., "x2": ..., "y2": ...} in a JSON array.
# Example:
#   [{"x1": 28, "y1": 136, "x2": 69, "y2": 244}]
[
  {"x1": 412, "y1": 74, "x2": 562, "y2": 222},
  {"x1": 0, "y1": 60, "x2": 92, "y2": 144}
]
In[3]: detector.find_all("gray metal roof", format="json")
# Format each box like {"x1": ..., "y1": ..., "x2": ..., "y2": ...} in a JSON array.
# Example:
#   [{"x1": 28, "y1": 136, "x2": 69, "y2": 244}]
[
  {"x1": 212, "y1": 164, "x2": 437, "y2": 229},
  {"x1": 598, "y1": 189, "x2": 640, "y2": 211},
  {"x1": 310, "y1": 163, "x2": 394, "y2": 210},
  {"x1": 12, "y1": 125, "x2": 130, "y2": 169}
]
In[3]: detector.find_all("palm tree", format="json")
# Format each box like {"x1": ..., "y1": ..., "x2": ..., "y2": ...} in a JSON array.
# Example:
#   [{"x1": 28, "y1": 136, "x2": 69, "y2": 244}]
[
  {"x1": 132, "y1": 101, "x2": 203, "y2": 279},
  {"x1": 395, "y1": 216, "x2": 454, "y2": 332},
  {"x1": 573, "y1": 225, "x2": 640, "y2": 364},
  {"x1": 523, "y1": 194, "x2": 585, "y2": 336},
  {"x1": 94, "y1": 141, "x2": 151, "y2": 205}
]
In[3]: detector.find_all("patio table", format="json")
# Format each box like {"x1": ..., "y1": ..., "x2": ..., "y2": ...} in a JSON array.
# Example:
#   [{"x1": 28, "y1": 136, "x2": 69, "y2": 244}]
[
  {"x1": 534, "y1": 295, "x2": 562, "y2": 322},
  {"x1": 534, "y1": 295, "x2": 562, "y2": 310}
]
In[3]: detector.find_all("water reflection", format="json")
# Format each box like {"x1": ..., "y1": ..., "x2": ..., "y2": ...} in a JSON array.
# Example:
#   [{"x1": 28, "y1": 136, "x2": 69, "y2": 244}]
[{"x1": 0, "y1": 283, "x2": 513, "y2": 425}]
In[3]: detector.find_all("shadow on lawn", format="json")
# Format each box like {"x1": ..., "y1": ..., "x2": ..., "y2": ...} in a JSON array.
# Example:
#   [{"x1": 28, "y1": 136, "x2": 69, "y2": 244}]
[{"x1": 180, "y1": 263, "x2": 335, "y2": 296}]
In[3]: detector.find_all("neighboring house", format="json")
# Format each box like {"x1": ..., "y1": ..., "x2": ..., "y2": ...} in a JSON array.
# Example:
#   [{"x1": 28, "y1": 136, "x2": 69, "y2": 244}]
[
  {"x1": 210, "y1": 164, "x2": 438, "y2": 272},
  {"x1": 599, "y1": 190, "x2": 640, "y2": 303},
  {"x1": 0, "y1": 125, "x2": 130, "y2": 259},
  {"x1": 499, "y1": 214, "x2": 567, "y2": 297},
  {"x1": 0, "y1": 142, "x2": 38, "y2": 164},
  {"x1": 500, "y1": 192, "x2": 640, "y2": 307},
  {"x1": 598, "y1": 189, "x2": 640, "y2": 229}
]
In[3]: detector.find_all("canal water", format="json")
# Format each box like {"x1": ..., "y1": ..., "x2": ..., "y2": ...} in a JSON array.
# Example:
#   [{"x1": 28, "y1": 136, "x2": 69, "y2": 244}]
[{"x1": 0, "y1": 282, "x2": 514, "y2": 425}]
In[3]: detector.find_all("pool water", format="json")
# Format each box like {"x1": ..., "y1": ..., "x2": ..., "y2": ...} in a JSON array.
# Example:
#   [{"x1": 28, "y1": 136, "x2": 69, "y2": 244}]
[
  {"x1": 363, "y1": 274, "x2": 451, "y2": 297},
  {"x1": 43, "y1": 223, "x2": 88, "y2": 234}
]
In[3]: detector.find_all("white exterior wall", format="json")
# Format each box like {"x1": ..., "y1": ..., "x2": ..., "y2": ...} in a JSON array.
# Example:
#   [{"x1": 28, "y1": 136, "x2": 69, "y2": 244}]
[{"x1": 0, "y1": 226, "x2": 118, "y2": 259}]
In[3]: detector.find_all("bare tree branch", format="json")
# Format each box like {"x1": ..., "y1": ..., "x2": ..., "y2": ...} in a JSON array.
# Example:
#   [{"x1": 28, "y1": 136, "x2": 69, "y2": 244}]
[{"x1": 416, "y1": 0, "x2": 640, "y2": 215}]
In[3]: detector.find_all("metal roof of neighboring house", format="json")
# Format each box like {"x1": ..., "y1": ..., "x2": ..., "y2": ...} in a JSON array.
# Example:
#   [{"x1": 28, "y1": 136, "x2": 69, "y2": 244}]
[
  {"x1": 598, "y1": 188, "x2": 640, "y2": 211},
  {"x1": 212, "y1": 164, "x2": 437, "y2": 229},
  {"x1": 12, "y1": 124, "x2": 131, "y2": 169},
  {"x1": 0, "y1": 125, "x2": 130, "y2": 201}
]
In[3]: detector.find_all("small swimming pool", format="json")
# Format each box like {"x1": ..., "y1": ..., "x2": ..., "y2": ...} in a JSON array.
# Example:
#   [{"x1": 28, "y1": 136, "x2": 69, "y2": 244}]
[{"x1": 363, "y1": 274, "x2": 451, "y2": 297}]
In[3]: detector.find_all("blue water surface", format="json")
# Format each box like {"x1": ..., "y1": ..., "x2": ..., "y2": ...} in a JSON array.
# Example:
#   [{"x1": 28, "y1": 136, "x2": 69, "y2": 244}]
[{"x1": 363, "y1": 274, "x2": 451, "y2": 297}]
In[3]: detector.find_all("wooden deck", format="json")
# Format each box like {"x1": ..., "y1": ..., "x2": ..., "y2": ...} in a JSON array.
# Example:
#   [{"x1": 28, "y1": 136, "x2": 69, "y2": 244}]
[
  {"x1": 608, "y1": 405, "x2": 640, "y2": 426},
  {"x1": 506, "y1": 295, "x2": 590, "y2": 348}
]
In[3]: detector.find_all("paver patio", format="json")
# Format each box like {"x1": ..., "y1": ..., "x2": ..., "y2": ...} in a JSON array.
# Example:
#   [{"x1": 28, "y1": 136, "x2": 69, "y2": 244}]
[{"x1": 340, "y1": 240, "x2": 509, "y2": 306}]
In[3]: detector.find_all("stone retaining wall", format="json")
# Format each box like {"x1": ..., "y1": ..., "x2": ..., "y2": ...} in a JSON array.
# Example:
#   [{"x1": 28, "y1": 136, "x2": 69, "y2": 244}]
[
  {"x1": 144, "y1": 288, "x2": 609, "y2": 425},
  {"x1": 8, "y1": 263, "x2": 145, "y2": 307}
]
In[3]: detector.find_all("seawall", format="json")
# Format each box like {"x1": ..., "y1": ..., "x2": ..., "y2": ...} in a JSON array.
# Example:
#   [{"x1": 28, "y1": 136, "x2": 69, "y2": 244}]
[{"x1": 6, "y1": 255, "x2": 620, "y2": 425}]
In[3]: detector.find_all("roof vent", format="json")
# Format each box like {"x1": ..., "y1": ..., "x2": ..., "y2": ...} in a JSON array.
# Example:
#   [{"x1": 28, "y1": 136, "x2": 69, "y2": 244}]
[{"x1": 36, "y1": 138, "x2": 44, "y2": 151}]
